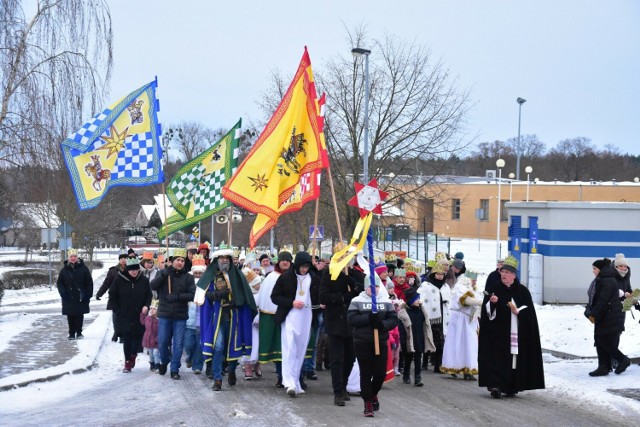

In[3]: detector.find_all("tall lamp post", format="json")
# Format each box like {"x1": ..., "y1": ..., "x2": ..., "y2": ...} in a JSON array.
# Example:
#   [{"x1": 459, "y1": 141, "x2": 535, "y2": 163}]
[
  {"x1": 496, "y1": 159, "x2": 505, "y2": 261},
  {"x1": 352, "y1": 47, "x2": 372, "y2": 182},
  {"x1": 508, "y1": 172, "x2": 515, "y2": 201},
  {"x1": 516, "y1": 97, "x2": 526, "y2": 180},
  {"x1": 525, "y1": 166, "x2": 533, "y2": 202}
]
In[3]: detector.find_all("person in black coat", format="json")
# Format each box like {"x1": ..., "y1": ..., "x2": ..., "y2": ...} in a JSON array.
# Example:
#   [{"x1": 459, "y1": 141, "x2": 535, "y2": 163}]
[
  {"x1": 319, "y1": 259, "x2": 364, "y2": 406},
  {"x1": 585, "y1": 261, "x2": 631, "y2": 376},
  {"x1": 109, "y1": 258, "x2": 152, "y2": 372},
  {"x1": 149, "y1": 249, "x2": 196, "y2": 379},
  {"x1": 478, "y1": 256, "x2": 545, "y2": 398},
  {"x1": 56, "y1": 250, "x2": 93, "y2": 340},
  {"x1": 484, "y1": 258, "x2": 504, "y2": 294}
]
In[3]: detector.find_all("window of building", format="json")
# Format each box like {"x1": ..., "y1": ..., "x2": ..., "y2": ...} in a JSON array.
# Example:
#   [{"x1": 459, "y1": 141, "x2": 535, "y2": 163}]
[
  {"x1": 501, "y1": 199, "x2": 508, "y2": 221},
  {"x1": 479, "y1": 199, "x2": 489, "y2": 221},
  {"x1": 452, "y1": 198, "x2": 460, "y2": 220}
]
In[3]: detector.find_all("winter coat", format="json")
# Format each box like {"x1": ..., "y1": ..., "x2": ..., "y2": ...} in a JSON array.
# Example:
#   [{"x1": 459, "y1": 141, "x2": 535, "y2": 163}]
[
  {"x1": 271, "y1": 267, "x2": 320, "y2": 326},
  {"x1": 56, "y1": 259, "x2": 93, "y2": 316},
  {"x1": 347, "y1": 291, "x2": 399, "y2": 344},
  {"x1": 591, "y1": 265, "x2": 625, "y2": 336},
  {"x1": 109, "y1": 271, "x2": 152, "y2": 336},
  {"x1": 397, "y1": 303, "x2": 436, "y2": 354},
  {"x1": 612, "y1": 265, "x2": 632, "y2": 299},
  {"x1": 140, "y1": 312, "x2": 159, "y2": 349},
  {"x1": 319, "y1": 267, "x2": 363, "y2": 337},
  {"x1": 96, "y1": 264, "x2": 124, "y2": 310},
  {"x1": 149, "y1": 266, "x2": 196, "y2": 320}
]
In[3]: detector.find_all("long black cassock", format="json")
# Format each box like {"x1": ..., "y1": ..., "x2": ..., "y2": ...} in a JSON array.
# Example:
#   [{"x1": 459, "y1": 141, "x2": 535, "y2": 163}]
[{"x1": 478, "y1": 278, "x2": 545, "y2": 393}]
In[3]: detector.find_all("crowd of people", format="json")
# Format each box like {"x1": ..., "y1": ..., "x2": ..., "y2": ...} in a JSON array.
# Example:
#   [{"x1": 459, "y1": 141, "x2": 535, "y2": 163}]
[{"x1": 55, "y1": 243, "x2": 636, "y2": 417}]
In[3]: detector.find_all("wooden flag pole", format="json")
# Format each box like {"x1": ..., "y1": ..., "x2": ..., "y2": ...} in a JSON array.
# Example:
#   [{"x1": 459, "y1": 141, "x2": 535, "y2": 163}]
[
  {"x1": 326, "y1": 165, "x2": 343, "y2": 243},
  {"x1": 311, "y1": 197, "x2": 320, "y2": 258},
  {"x1": 161, "y1": 182, "x2": 172, "y2": 294}
]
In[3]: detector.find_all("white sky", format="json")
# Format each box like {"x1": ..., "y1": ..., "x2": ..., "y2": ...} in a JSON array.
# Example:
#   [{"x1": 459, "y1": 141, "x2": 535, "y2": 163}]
[{"x1": 106, "y1": 0, "x2": 640, "y2": 156}]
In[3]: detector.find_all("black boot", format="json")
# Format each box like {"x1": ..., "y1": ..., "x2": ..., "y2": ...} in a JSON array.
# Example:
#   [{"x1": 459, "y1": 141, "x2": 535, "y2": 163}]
[
  {"x1": 589, "y1": 366, "x2": 609, "y2": 377},
  {"x1": 299, "y1": 375, "x2": 308, "y2": 390},
  {"x1": 614, "y1": 358, "x2": 630, "y2": 375},
  {"x1": 205, "y1": 361, "x2": 213, "y2": 379}
]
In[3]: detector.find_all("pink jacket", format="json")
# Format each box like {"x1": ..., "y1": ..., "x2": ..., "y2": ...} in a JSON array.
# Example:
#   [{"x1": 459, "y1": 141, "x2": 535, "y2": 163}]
[
  {"x1": 388, "y1": 326, "x2": 400, "y2": 347},
  {"x1": 140, "y1": 312, "x2": 158, "y2": 349}
]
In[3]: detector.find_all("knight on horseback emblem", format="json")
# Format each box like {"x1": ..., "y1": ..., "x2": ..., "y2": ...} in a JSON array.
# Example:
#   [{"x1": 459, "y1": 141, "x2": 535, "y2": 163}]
[{"x1": 84, "y1": 154, "x2": 111, "y2": 191}]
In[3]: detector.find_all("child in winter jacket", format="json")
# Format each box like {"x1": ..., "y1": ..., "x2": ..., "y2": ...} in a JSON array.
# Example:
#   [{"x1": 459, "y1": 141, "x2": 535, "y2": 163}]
[{"x1": 140, "y1": 300, "x2": 160, "y2": 371}]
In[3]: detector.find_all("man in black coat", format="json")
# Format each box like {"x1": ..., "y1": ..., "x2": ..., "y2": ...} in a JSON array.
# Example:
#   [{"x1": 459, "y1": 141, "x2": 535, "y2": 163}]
[
  {"x1": 56, "y1": 249, "x2": 93, "y2": 340},
  {"x1": 319, "y1": 260, "x2": 363, "y2": 406},
  {"x1": 478, "y1": 256, "x2": 545, "y2": 398},
  {"x1": 150, "y1": 248, "x2": 196, "y2": 379},
  {"x1": 586, "y1": 262, "x2": 631, "y2": 376},
  {"x1": 109, "y1": 258, "x2": 152, "y2": 372}
]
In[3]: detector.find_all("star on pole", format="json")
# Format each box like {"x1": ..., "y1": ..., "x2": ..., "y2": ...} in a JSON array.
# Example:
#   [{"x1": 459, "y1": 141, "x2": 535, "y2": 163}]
[{"x1": 348, "y1": 179, "x2": 389, "y2": 218}]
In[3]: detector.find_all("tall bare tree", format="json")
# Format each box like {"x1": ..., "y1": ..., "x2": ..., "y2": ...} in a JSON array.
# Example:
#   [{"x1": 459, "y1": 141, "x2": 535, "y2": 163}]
[
  {"x1": 0, "y1": 0, "x2": 113, "y2": 167},
  {"x1": 547, "y1": 137, "x2": 596, "y2": 181},
  {"x1": 258, "y1": 30, "x2": 473, "y2": 237}
]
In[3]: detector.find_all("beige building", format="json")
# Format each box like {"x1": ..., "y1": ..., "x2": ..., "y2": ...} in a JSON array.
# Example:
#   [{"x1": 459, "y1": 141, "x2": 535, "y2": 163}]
[{"x1": 388, "y1": 177, "x2": 640, "y2": 240}]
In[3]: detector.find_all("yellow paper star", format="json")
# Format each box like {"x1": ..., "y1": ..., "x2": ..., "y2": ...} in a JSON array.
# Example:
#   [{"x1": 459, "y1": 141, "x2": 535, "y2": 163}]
[
  {"x1": 248, "y1": 173, "x2": 268, "y2": 192},
  {"x1": 98, "y1": 125, "x2": 129, "y2": 158}
]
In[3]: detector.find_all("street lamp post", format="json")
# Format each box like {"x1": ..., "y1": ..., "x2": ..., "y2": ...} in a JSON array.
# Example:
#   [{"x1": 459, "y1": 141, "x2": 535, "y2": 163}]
[
  {"x1": 525, "y1": 165, "x2": 533, "y2": 202},
  {"x1": 352, "y1": 47, "x2": 372, "y2": 182},
  {"x1": 508, "y1": 172, "x2": 515, "y2": 201},
  {"x1": 496, "y1": 159, "x2": 505, "y2": 261},
  {"x1": 516, "y1": 97, "x2": 526, "y2": 180}
]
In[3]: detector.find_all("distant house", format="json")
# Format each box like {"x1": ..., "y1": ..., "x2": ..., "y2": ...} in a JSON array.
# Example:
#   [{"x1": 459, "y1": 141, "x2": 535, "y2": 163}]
[{"x1": 0, "y1": 202, "x2": 59, "y2": 247}]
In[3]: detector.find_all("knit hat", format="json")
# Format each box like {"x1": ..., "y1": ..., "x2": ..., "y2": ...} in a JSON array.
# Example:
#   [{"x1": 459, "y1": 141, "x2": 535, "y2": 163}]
[
  {"x1": 374, "y1": 265, "x2": 388, "y2": 275},
  {"x1": 126, "y1": 257, "x2": 140, "y2": 271},
  {"x1": 277, "y1": 251, "x2": 293, "y2": 263},
  {"x1": 614, "y1": 253, "x2": 628, "y2": 267},
  {"x1": 386, "y1": 263, "x2": 397, "y2": 272},
  {"x1": 127, "y1": 248, "x2": 136, "y2": 256},
  {"x1": 259, "y1": 253, "x2": 271, "y2": 263},
  {"x1": 454, "y1": 252, "x2": 464, "y2": 260},
  {"x1": 394, "y1": 268, "x2": 406, "y2": 277},
  {"x1": 405, "y1": 288, "x2": 420, "y2": 305},
  {"x1": 592, "y1": 258, "x2": 611, "y2": 270},
  {"x1": 452, "y1": 259, "x2": 465, "y2": 270},
  {"x1": 406, "y1": 271, "x2": 418, "y2": 281},
  {"x1": 118, "y1": 253, "x2": 128, "y2": 260},
  {"x1": 501, "y1": 255, "x2": 518, "y2": 274}
]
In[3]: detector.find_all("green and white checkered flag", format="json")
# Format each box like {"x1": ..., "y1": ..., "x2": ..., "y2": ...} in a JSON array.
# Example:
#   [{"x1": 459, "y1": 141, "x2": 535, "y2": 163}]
[{"x1": 158, "y1": 119, "x2": 241, "y2": 239}]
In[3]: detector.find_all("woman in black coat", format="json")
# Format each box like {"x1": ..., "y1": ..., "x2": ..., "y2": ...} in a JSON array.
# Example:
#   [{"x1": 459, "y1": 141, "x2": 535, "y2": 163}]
[
  {"x1": 109, "y1": 259, "x2": 152, "y2": 373},
  {"x1": 586, "y1": 262, "x2": 630, "y2": 376},
  {"x1": 56, "y1": 251, "x2": 93, "y2": 340}
]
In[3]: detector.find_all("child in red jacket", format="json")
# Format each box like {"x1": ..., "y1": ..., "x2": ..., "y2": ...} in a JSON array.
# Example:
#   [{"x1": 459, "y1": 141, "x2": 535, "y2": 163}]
[{"x1": 140, "y1": 300, "x2": 160, "y2": 371}]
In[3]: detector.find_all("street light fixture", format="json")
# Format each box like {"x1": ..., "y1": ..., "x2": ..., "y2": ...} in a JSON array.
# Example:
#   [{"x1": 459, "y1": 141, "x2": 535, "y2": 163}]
[
  {"x1": 496, "y1": 158, "x2": 505, "y2": 261},
  {"x1": 516, "y1": 97, "x2": 527, "y2": 180},
  {"x1": 525, "y1": 166, "x2": 533, "y2": 202},
  {"x1": 352, "y1": 47, "x2": 372, "y2": 182}
]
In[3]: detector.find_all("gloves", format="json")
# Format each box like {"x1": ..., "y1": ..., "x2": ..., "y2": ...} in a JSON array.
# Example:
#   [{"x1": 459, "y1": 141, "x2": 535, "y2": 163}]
[
  {"x1": 95, "y1": 294, "x2": 101, "y2": 301},
  {"x1": 216, "y1": 289, "x2": 230, "y2": 301},
  {"x1": 369, "y1": 312, "x2": 384, "y2": 330},
  {"x1": 205, "y1": 291, "x2": 216, "y2": 304},
  {"x1": 165, "y1": 293, "x2": 179, "y2": 303},
  {"x1": 161, "y1": 267, "x2": 172, "y2": 278}
]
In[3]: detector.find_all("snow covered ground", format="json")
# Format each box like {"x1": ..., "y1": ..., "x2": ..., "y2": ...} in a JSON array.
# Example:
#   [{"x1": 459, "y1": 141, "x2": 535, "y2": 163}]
[{"x1": 1, "y1": 243, "x2": 640, "y2": 417}]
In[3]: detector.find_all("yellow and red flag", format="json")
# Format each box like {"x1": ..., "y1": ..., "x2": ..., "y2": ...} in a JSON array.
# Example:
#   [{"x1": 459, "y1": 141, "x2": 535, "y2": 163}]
[{"x1": 222, "y1": 47, "x2": 328, "y2": 248}]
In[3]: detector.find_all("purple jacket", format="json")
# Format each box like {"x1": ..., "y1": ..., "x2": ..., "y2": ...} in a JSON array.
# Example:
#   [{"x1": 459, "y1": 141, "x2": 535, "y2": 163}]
[{"x1": 140, "y1": 312, "x2": 159, "y2": 349}]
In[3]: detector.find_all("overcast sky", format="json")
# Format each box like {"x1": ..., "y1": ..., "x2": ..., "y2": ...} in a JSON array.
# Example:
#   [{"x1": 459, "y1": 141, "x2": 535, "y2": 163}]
[{"x1": 108, "y1": 0, "x2": 640, "y2": 156}]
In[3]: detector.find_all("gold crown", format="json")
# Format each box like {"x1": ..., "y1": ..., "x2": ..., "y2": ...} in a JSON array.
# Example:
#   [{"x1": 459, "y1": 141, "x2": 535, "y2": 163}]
[
  {"x1": 142, "y1": 252, "x2": 155, "y2": 261},
  {"x1": 502, "y1": 255, "x2": 519, "y2": 272},
  {"x1": 172, "y1": 248, "x2": 187, "y2": 259},
  {"x1": 67, "y1": 249, "x2": 78, "y2": 257}
]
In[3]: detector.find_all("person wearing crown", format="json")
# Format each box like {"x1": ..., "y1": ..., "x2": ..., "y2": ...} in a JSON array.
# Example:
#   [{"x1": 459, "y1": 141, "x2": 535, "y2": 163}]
[
  {"x1": 109, "y1": 257, "x2": 152, "y2": 373},
  {"x1": 197, "y1": 243, "x2": 257, "y2": 391},
  {"x1": 56, "y1": 249, "x2": 93, "y2": 340},
  {"x1": 150, "y1": 248, "x2": 196, "y2": 380},
  {"x1": 478, "y1": 255, "x2": 545, "y2": 398},
  {"x1": 140, "y1": 251, "x2": 159, "y2": 284}
]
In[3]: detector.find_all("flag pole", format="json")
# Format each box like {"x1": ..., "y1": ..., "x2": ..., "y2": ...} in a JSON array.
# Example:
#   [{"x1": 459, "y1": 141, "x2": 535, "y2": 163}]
[
  {"x1": 326, "y1": 165, "x2": 343, "y2": 243},
  {"x1": 161, "y1": 183, "x2": 172, "y2": 294},
  {"x1": 311, "y1": 197, "x2": 320, "y2": 258}
]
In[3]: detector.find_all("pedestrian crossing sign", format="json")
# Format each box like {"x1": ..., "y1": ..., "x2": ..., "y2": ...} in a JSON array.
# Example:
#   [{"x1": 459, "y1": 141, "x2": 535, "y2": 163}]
[{"x1": 309, "y1": 225, "x2": 324, "y2": 240}]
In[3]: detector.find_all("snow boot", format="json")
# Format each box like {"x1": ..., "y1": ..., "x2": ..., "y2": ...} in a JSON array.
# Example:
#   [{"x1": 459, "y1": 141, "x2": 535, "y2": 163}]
[
  {"x1": 588, "y1": 366, "x2": 609, "y2": 377},
  {"x1": 122, "y1": 360, "x2": 132, "y2": 373},
  {"x1": 212, "y1": 379, "x2": 222, "y2": 391},
  {"x1": 158, "y1": 363, "x2": 168, "y2": 375},
  {"x1": 228, "y1": 370, "x2": 237, "y2": 386},
  {"x1": 371, "y1": 395, "x2": 380, "y2": 411},
  {"x1": 615, "y1": 358, "x2": 630, "y2": 375},
  {"x1": 129, "y1": 354, "x2": 137, "y2": 369},
  {"x1": 334, "y1": 393, "x2": 345, "y2": 406}
]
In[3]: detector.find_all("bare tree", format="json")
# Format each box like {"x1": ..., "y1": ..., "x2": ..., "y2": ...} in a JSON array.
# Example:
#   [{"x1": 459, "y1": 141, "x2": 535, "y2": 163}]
[
  {"x1": 164, "y1": 122, "x2": 220, "y2": 162},
  {"x1": 258, "y1": 30, "x2": 473, "y2": 235},
  {"x1": 507, "y1": 134, "x2": 546, "y2": 160},
  {"x1": 0, "y1": 0, "x2": 113, "y2": 167},
  {"x1": 547, "y1": 137, "x2": 596, "y2": 181}
]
